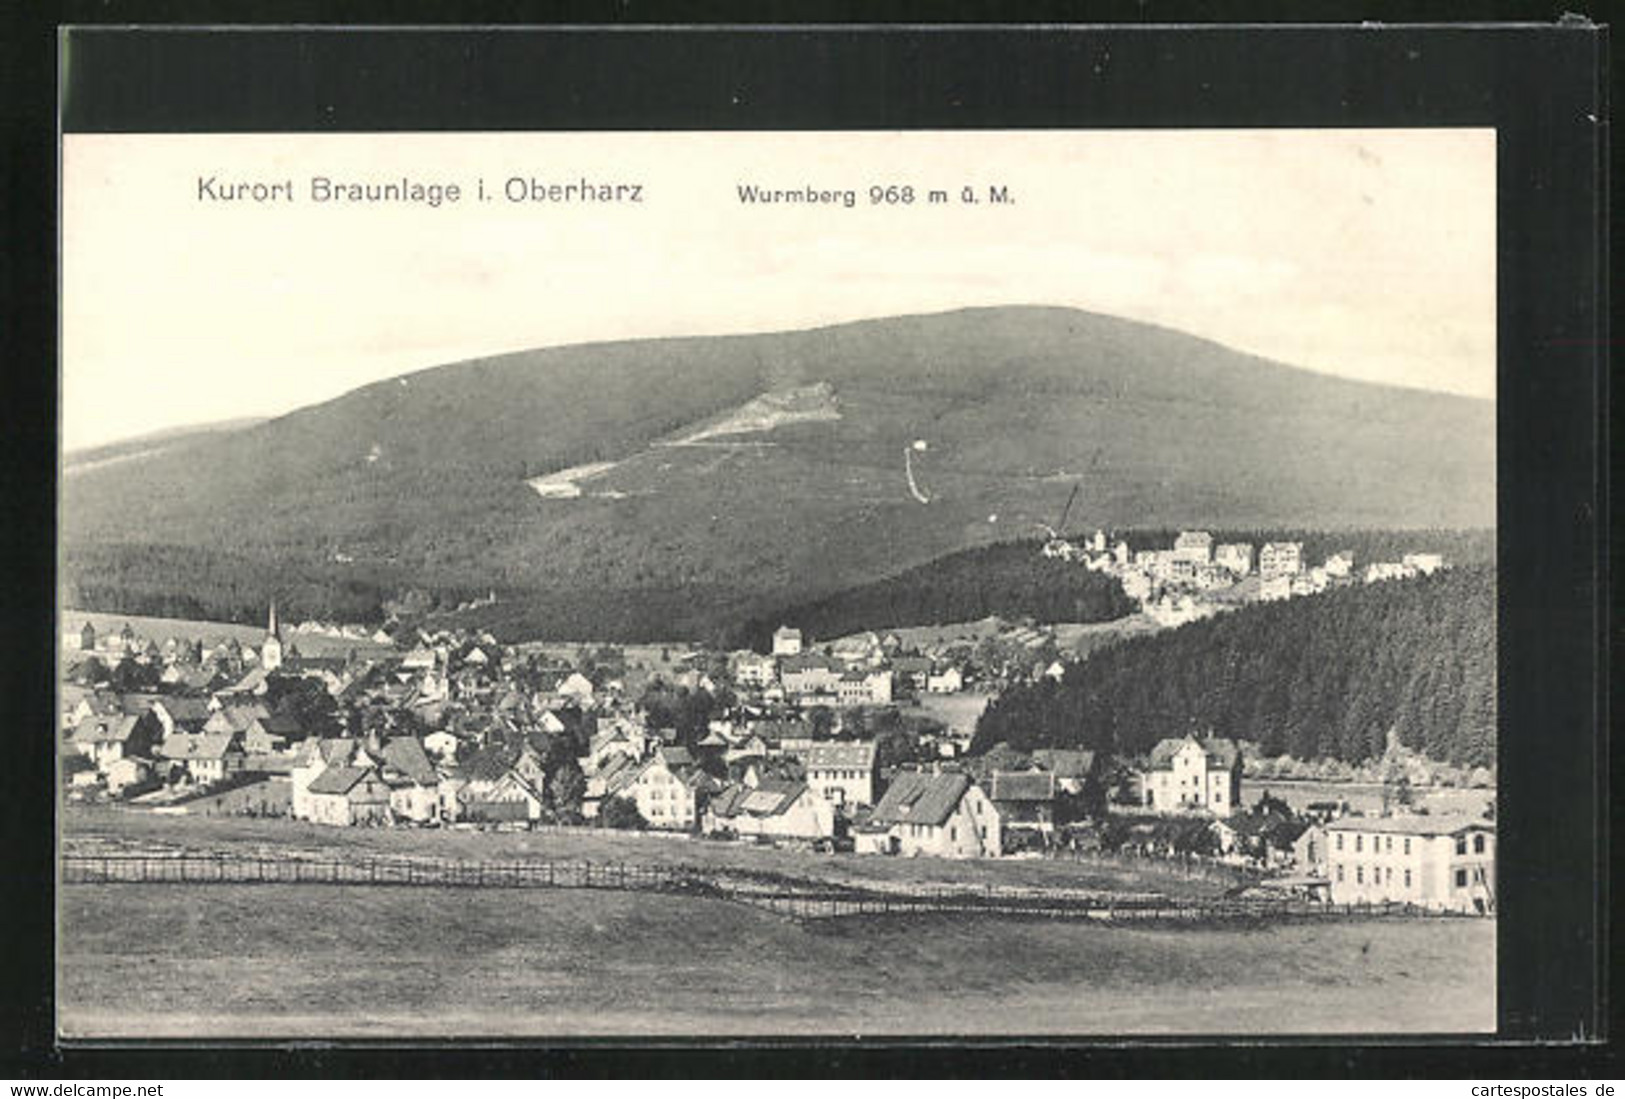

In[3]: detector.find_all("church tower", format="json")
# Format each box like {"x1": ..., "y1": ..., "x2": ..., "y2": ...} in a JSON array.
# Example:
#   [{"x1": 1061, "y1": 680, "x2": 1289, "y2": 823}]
[{"x1": 262, "y1": 601, "x2": 284, "y2": 673}]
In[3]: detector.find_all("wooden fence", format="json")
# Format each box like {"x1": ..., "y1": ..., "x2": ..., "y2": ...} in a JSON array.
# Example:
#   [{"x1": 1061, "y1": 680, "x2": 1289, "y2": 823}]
[{"x1": 60, "y1": 852, "x2": 1481, "y2": 924}]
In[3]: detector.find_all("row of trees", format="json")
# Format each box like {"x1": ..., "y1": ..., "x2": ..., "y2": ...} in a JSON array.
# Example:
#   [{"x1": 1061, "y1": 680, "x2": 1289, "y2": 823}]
[{"x1": 972, "y1": 565, "x2": 1496, "y2": 767}]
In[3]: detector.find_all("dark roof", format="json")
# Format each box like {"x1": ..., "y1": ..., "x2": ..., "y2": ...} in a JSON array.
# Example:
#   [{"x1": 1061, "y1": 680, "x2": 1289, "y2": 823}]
[
  {"x1": 157, "y1": 731, "x2": 240, "y2": 760},
  {"x1": 73, "y1": 714, "x2": 143, "y2": 744},
  {"x1": 870, "y1": 771, "x2": 970, "y2": 828},
  {"x1": 306, "y1": 765, "x2": 373, "y2": 796},
  {"x1": 1029, "y1": 748, "x2": 1098, "y2": 778},
  {"x1": 379, "y1": 737, "x2": 439, "y2": 786},
  {"x1": 709, "y1": 779, "x2": 805, "y2": 819},
  {"x1": 153, "y1": 697, "x2": 212, "y2": 723},
  {"x1": 658, "y1": 745, "x2": 695, "y2": 768},
  {"x1": 990, "y1": 771, "x2": 1056, "y2": 802}
]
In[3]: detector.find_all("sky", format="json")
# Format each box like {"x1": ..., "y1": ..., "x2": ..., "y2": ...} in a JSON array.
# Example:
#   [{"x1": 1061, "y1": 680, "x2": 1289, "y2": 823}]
[{"x1": 61, "y1": 129, "x2": 1495, "y2": 451}]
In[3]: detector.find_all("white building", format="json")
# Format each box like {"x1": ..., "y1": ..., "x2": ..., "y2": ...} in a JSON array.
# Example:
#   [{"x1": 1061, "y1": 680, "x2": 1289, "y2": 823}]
[
  {"x1": 772, "y1": 626, "x2": 803, "y2": 657},
  {"x1": 800, "y1": 741, "x2": 879, "y2": 808},
  {"x1": 1325, "y1": 815, "x2": 1494, "y2": 913},
  {"x1": 1140, "y1": 735, "x2": 1242, "y2": 817},
  {"x1": 835, "y1": 669, "x2": 892, "y2": 707},
  {"x1": 868, "y1": 770, "x2": 1002, "y2": 858},
  {"x1": 1259, "y1": 542, "x2": 1304, "y2": 580},
  {"x1": 1173, "y1": 530, "x2": 1214, "y2": 565},
  {"x1": 1402, "y1": 553, "x2": 1446, "y2": 575}
]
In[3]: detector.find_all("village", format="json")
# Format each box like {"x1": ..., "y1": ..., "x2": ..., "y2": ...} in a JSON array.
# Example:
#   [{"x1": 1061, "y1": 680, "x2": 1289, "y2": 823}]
[
  {"x1": 1041, "y1": 527, "x2": 1450, "y2": 626},
  {"x1": 58, "y1": 531, "x2": 1493, "y2": 917}
]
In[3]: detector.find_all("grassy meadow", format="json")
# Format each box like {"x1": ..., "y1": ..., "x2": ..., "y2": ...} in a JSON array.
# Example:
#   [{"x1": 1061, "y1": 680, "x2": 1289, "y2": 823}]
[
  {"x1": 58, "y1": 882, "x2": 1494, "y2": 1038},
  {"x1": 63, "y1": 806, "x2": 1230, "y2": 898}
]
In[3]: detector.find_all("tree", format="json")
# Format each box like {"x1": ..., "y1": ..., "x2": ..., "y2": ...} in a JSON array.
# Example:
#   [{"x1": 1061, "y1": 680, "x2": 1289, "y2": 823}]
[
  {"x1": 598, "y1": 795, "x2": 647, "y2": 831},
  {"x1": 874, "y1": 728, "x2": 921, "y2": 771},
  {"x1": 807, "y1": 706, "x2": 835, "y2": 739},
  {"x1": 547, "y1": 758, "x2": 587, "y2": 821},
  {"x1": 267, "y1": 676, "x2": 342, "y2": 740}
]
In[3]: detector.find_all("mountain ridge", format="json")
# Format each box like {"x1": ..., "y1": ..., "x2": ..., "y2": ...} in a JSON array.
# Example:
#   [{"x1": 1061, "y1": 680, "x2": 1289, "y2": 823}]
[{"x1": 60, "y1": 305, "x2": 1495, "y2": 640}]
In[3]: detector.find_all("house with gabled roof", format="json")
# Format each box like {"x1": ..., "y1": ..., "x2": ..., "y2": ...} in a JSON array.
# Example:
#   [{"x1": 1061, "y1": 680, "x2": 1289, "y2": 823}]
[
  {"x1": 607, "y1": 753, "x2": 697, "y2": 831},
  {"x1": 449, "y1": 743, "x2": 547, "y2": 824},
  {"x1": 72, "y1": 711, "x2": 160, "y2": 770},
  {"x1": 869, "y1": 769, "x2": 1001, "y2": 859},
  {"x1": 1029, "y1": 748, "x2": 1102, "y2": 794},
  {"x1": 1139, "y1": 735, "x2": 1243, "y2": 818},
  {"x1": 377, "y1": 736, "x2": 441, "y2": 822},
  {"x1": 147, "y1": 696, "x2": 212, "y2": 736},
  {"x1": 989, "y1": 770, "x2": 1058, "y2": 834},
  {"x1": 291, "y1": 738, "x2": 370, "y2": 820},
  {"x1": 703, "y1": 779, "x2": 834, "y2": 841},
  {"x1": 304, "y1": 764, "x2": 391, "y2": 827},
  {"x1": 157, "y1": 729, "x2": 246, "y2": 785}
]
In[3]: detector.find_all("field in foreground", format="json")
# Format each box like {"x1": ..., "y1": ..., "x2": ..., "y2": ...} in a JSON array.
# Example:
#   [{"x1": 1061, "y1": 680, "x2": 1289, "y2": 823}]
[{"x1": 59, "y1": 883, "x2": 1494, "y2": 1038}]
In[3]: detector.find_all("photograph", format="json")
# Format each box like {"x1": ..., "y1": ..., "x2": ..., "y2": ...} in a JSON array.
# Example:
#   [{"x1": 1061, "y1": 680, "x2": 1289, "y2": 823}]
[{"x1": 57, "y1": 127, "x2": 1498, "y2": 1039}]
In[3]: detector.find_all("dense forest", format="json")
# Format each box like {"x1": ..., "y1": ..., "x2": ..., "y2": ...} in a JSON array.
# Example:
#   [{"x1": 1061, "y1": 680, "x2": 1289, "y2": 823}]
[
  {"x1": 726, "y1": 540, "x2": 1138, "y2": 651},
  {"x1": 971, "y1": 564, "x2": 1496, "y2": 767}
]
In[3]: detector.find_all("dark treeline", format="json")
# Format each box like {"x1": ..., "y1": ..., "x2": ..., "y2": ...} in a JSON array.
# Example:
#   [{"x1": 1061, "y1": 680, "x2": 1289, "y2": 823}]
[
  {"x1": 726, "y1": 541, "x2": 1137, "y2": 652},
  {"x1": 972, "y1": 564, "x2": 1495, "y2": 767}
]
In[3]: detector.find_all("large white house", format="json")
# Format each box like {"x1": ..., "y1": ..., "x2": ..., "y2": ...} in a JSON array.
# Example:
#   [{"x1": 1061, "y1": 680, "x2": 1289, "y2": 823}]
[
  {"x1": 1259, "y1": 542, "x2": 1304, "y2": 580},
  {"x1": 1325, "y1": 814, "x2": 1495, "y2": 913},
  {"x1": 1140, "y1": 735, "x2": 1243, "y2": 817}
]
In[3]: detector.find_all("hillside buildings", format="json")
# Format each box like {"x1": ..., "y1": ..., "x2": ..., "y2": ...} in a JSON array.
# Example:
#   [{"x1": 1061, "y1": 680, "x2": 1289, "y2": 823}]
[
  {"x1": 1259, "y1": 542, "x2": 1304, "y2": 581},
  {"x1": 1173, "y1": 530, "x2": 1214, "y2": 564}
]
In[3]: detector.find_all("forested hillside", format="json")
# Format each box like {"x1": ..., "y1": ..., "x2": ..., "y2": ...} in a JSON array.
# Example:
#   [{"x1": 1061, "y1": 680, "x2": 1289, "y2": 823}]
[
  {"x1": 62, "y1": 306, "x2": 1495, "y2": 640},
  {"x1": 972, "y1": 565, "x2": 1496, "y2": 767},
  {"x1": 726, "y1": 541, "x2": 1137, "y2": 651}
]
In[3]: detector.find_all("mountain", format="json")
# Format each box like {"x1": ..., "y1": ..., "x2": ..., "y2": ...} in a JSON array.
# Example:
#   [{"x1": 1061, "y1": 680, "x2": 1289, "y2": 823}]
[
  {"x1": 62, "y1": 417, "x2": 270, "y2": 476},
  {"x1": 59, "y1": 306, "x2": 1496, "y2": 640}
]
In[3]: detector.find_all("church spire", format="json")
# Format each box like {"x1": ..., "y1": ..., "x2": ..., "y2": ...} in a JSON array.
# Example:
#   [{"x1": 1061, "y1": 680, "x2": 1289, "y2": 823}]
[{"x1": 267, "y1": 600, "x2": 280, "y2": 641}]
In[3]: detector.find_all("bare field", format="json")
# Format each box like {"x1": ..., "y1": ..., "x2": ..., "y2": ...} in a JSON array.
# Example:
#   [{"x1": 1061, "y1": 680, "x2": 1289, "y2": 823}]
[
  {"x1": 60, "y1": 608, "x2": 394, "y2": 659},
  {"x1": 1246, "y1": 779, "x2": 1495, "y2": 819},
  {"x1": 58, "y1": 883, "x2": 1495, "y2": 1037},
  {"x1": 63, "y1": 806, "x2": 1231, "y2": 897}
]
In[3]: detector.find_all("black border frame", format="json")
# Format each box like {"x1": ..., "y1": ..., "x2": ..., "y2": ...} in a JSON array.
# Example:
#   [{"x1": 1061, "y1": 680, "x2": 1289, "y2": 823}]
[{"x1": 3, "y1": 11, "x2": 1612, "y2": 1078}]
